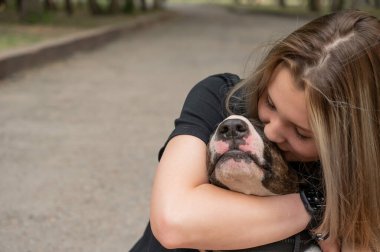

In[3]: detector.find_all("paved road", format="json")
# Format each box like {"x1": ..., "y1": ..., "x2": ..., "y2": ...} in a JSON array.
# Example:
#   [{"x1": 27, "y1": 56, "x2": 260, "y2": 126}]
[{"x1": 0, "y1": 3, "x2": 309, "y2": 251}]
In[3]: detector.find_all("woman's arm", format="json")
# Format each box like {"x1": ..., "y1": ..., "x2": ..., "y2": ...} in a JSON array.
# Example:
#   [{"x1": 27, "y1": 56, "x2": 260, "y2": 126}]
[{"x1": 150, "y1": 135, "x2": 311, "y2": 250}]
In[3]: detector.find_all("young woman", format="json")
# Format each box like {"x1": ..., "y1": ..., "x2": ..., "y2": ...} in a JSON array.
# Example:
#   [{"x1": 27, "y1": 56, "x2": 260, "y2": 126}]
[{"x1": 131, "y1": 10, "x2": 380, "y2": 251}]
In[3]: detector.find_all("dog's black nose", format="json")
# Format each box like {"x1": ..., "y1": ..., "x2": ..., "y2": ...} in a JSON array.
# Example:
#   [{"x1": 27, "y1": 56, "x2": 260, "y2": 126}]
[{"x1": 217, "y1": 119, "x2": 248, "y2": 139}]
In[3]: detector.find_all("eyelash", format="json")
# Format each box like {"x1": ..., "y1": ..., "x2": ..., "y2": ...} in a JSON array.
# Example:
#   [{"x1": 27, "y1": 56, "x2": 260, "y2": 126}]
[
  {"x1": 265, "y1": 96, "x2": 276, "y2": 110},
  {"x1": 295, "y1": 129, "x2": 310, "y2": 140}
]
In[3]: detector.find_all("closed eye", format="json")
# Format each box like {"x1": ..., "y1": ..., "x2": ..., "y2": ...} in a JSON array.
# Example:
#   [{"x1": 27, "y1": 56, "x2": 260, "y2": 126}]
[
  {"x1": 295, "y1": 128, "x2": 312, "y2": 141},
  {"x1": 266, "y1": 95, "x2": 276, "y2": 111}
]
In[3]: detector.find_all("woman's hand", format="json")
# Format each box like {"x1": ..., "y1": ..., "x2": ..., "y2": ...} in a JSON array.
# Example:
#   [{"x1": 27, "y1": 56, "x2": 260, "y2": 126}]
[{"x1": 150, "y1": 135, "x2": 311, "y2": 250}]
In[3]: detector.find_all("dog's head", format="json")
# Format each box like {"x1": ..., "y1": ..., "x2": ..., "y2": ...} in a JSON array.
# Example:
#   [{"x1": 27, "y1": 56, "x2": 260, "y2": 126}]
[{"x1": 207, "y1": 115, "x2": 299, "y2": 196}]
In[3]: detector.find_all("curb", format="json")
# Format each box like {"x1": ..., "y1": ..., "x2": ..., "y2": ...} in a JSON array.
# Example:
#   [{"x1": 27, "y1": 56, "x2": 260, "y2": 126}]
[{"x1": 0, "y1": 11, "x2": 176, "y2": 79}]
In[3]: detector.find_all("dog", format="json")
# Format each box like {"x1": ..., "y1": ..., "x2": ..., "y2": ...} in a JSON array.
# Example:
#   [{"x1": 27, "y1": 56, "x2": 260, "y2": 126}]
[
  {"x1": 205, "y1": 115, "x2": 321, "y2": 252},
  {"x1": 207, "y1": 115, "x2": 299, "y2": 196}
]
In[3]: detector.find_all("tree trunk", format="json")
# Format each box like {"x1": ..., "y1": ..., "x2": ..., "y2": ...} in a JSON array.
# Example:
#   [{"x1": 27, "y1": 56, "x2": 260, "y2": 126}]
[
  {"x1": 65, "y1": 0, "x2": 73, "y2": 15},
  {"x1": 140, "y1": 0, "x2": 147, "y2": 11},
  {"x1": 16, "y1": 0, "x2": 22, "y2": 12},
  {"x1": 375, "y1": 0, "x2": 380, "y2": 8},
  {"x1": 351, "y1": 0, "x2": 358, "y2": 8},
  {"x1": 278, "y1": 0, "x2": 286, "y2": 8},
  {"x1": 331, "y1": 0, "x2": 345, "y2": 11},
  {"x1": 308, "y1": 0, "x2": 321, "y2": 12},
  {"x1": 19, "y1": 0, "x2": 42, "y2": 21},
  {"x1": 44, "y1": 0, "x2": 56, "y2": 11},
  {"x1": 351, "y1": 0, "x2": 367, "y2": 8},
  {"x1": 123, "y1": 0, "x2": 135, "y2": 13},
  {"x1": 153, "y1": 0, "x2": 164, "y2": 9},
  {"x1": 108, "y1": 0, "x2": 119, "y2": 13},
  {"x1": 88, "y1": 0, "x2": 102, "y2": 14},
  {"x1": 0, "y1": 0, "x2": 6, "y2": 8}
]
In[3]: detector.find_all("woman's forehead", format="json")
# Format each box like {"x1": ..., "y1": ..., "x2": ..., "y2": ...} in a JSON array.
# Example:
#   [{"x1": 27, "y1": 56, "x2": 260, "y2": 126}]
[{"x1": 267, "y1": 66, "x2": 311, "y2": 132}]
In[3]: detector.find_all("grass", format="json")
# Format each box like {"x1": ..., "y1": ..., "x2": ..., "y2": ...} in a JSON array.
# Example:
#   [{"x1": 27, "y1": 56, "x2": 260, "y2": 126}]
[
  {"x1": 0, "y1": 7, "x2": 154, "y2": 52},
  {"x1": 0, "y1": 30, "x2": 42, "y2": 51}
]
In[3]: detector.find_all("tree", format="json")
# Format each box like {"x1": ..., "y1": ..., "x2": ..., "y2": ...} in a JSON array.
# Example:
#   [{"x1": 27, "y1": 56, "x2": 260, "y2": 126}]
[
  {"x1": 153, "y1": 0, "x2": 165, "y2": 9},
  {"x1": 123, "y1": 0, "x2": 135, "y2": 13},
  {"x1": 351, "y1": 0, "x2": 359, "y2": 8},
  {"x1": 44, "y1": 0, "x2": 57, "y2": 11},
  {"x1": 108, "y1": 0, "x2": 119, "y2": 13},
  {"x1": 65, "y1": 0, "x2": 73, "y2": 15},
  {"x1": 140, "y1": 0, "x2": 147, "y2": 11},
  {"x1": 331, "y1": 0, "x2": 345, "y2": 11},
  {"x1": 375, "y1": 0, "x2": 380, "y2": 8},
  {"x1": 18, "y1": 0, "x2": 43, "y2": 21},
  {"x1": 88, "y1": 0, "x2": 122, "y2": 15},
  {"x1": 278, "y1": 0, "x2": 286, "y2": 8},
  {"x1": 88, "y1": 0, "x2": 102, "y2": 14},
  {"x1": 351, "y1": 0, "x2": 370, "y2": 8},
  {"x1": 308, "y1": 0, "x2": 321, "y2": 12},
  {"x1": 16, "y1": 0, "x2": 22, "y2": 12},
  {"x1": 0, "y1": 0, "x2": 6, "y2": 8}
]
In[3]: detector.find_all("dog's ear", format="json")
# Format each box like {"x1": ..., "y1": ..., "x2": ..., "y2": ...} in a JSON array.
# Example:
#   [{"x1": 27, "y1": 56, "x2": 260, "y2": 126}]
[{"x1": 262, "y1": 146, "x2": 299, "y2": 194}]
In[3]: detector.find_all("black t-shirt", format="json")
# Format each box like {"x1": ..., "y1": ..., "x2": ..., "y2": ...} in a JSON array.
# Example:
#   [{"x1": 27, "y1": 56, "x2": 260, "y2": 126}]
[
  {"x1": 157, "y1": 73, "x2": 243, "y2": 161},
  {"x1": 131, "y1": 73, "x2": 240, "y2": 252},
  {"x1": 130, "y1": 73, "x2": 316, "y2": 252}
]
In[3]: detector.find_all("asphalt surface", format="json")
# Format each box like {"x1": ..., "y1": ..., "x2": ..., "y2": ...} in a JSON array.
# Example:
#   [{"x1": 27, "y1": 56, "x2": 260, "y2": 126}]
[{"x1": 0, "y1": 3, "x2": 309, "y2": 251}]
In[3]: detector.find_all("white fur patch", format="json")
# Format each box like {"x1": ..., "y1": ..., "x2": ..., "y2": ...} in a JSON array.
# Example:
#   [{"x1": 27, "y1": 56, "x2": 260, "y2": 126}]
[
  {"x1": 215, "y1": 158, "x2": 275, "y2": 196},
  {"x1": 209, "y1": 115, "x2": 265, "y2": 165}
]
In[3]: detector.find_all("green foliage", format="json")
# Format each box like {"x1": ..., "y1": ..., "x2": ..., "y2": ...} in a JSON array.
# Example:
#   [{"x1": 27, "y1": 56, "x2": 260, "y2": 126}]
[
  {"x1": 20, "y1": 11, "x2": 55, "y2": 24},
  {"x1": 0, "y1": 30, "x2": 42, "y2": 51},
  {"x1": 123, "y1": 0, "x2": 135, "y2": 14}
]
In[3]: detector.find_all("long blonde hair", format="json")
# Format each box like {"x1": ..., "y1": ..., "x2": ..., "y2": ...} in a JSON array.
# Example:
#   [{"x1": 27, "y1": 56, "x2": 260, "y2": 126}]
[{"x1": 228, "y1": 10, "x2": 380, "y2": 250}]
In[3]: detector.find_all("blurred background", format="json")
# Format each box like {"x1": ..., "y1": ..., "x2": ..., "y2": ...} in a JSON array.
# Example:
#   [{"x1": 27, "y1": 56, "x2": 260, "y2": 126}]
[
  {"x1": 0, "y1": 1, "x2": 379, "y2": 252},
  {"x1": 0, "y1": 0, "x2": 379, "y2": 53}
]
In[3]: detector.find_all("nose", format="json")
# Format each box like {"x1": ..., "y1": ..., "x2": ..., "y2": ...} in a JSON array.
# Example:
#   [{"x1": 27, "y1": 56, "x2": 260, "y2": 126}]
[
  {"x1": 263, "y1": 121, "x2": 285, "y2": 143},
  {"x1": 217, "y1": 119, "x2": 248, "y2": 139}
]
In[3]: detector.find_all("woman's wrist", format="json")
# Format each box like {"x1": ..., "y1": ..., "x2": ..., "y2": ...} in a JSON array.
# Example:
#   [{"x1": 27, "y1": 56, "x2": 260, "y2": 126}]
[
  {"x1": 299, "y1": 189, "x2": 325, "y2": 229},
  {"x1": 299, "y1": 188, "x2": 328, "y2": 241}
]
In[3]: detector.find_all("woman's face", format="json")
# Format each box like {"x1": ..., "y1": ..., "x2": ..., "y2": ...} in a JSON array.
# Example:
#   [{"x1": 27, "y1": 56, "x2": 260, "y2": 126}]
[{"x1": 258, "y1": 66, "x2": 319, "y2": 162}]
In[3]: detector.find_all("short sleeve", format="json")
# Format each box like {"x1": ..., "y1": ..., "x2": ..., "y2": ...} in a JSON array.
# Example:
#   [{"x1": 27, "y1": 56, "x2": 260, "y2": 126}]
[{"x1": 158, "y1": 73, "x2": 240, "y2": 160}]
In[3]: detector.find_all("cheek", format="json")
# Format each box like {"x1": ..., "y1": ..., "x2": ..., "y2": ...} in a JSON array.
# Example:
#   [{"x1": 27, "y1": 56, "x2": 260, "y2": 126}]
[
  {"x1": 289, "y1": 140, "x2": 319, "y2": 161},
  {"x1": 257, "y1": 97, "x2": 267, "y2": 122}
]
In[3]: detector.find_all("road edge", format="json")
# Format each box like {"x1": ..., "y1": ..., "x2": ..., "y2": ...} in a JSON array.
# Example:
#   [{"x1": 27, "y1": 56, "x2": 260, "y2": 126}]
[{"x1": 0, "y1": 11, "x2": 176, "y2": 79}]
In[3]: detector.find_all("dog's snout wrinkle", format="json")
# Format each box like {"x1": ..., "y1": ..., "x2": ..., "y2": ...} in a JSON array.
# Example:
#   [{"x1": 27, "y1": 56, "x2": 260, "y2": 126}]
[{"x1": 217, "y1": 119, "x2": 248, "y2": 140}]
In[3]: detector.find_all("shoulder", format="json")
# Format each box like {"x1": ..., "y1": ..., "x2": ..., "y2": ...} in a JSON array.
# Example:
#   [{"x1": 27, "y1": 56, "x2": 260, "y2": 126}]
[
  {"x1": 184, "y1": 73, "x2": 241, "y2": 110},
  {"x1": 182, "y1": 73, "x2": 242, "y2": 121},
  {"x1": 190, "y1": 73, "x2": 241, "y2": 95},
  {"x1": 157, "y1": 73, "x2": 241, "y2": 160},
  {"x1": 180, "y1": 72, "x2": 241, "y2": 125},
  {"x1": 191, "y1": 73, "x2": 245, "y2": 117}
]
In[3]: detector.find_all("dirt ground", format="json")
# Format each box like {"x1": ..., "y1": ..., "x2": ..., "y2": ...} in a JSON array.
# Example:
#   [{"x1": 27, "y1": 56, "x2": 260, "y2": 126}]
[{"x1": 0, "y1": 3, "x2": 309, "y2": 251}]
